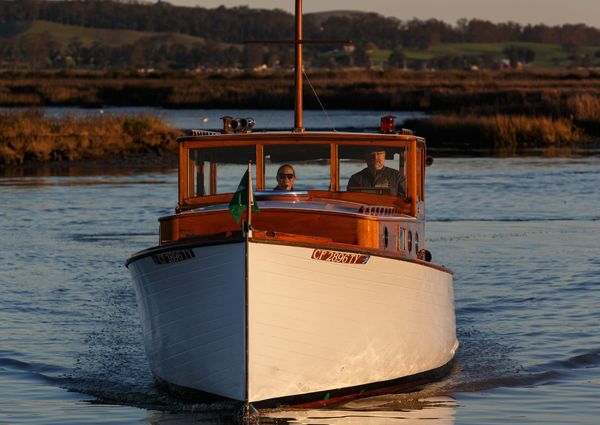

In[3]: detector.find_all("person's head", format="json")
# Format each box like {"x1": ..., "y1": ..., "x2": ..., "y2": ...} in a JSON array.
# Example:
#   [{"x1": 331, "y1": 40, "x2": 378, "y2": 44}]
[
  {"x1": 275, "y1": 164, "x2": 296, "y2": 190},
  {"x1": 365, "y1": 150, "x2": 386, "y2": 171}
]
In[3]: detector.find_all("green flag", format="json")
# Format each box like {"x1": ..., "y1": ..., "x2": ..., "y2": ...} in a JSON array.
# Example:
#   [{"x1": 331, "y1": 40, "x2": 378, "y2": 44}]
[{"x1": 228, "y1": 169, "x2": 259, "y2": 225}]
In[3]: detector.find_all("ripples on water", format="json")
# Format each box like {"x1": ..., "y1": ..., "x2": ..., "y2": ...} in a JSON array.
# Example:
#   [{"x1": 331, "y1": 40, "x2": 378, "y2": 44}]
[{"x1": 1, "y1": 157, "x2": 599, "y2": 424}]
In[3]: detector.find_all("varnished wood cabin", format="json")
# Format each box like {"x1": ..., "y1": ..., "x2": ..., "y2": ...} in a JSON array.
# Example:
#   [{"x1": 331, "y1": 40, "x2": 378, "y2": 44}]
[{"x1": 158, "y1": 126, "x2": 431, "y2": 264}]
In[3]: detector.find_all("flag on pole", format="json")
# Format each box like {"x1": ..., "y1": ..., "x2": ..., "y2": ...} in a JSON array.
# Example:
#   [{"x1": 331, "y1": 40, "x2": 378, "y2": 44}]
[{"x1": 228, "y1": 167, "x2": 259, "y2": 225}]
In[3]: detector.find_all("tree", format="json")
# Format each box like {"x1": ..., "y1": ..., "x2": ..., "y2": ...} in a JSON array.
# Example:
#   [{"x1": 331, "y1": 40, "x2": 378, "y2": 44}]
[
  {"x1": 388, "y1": 47, "x2": 406, "y2": 68},
  {"x1": 503, "y1": 46, "x2": 536, "y2": 67},
  {"x1": 241, "y1": 45, "x2": 262, "y2": 69}
]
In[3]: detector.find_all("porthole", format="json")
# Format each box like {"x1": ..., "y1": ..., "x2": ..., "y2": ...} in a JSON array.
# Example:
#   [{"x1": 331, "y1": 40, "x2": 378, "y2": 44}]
[
  {"x1": 415, "y1": 232, "x2": 419, "y2": 253},
  {"x1": 384, "y1": 226, "x2": 389, "y2": 248},
  {"x1": 407, "y1": 230, "x2": 413, "y2": 252},
  {"x1": 397, "y1": 226, "x2": 405, "y2": 251}
]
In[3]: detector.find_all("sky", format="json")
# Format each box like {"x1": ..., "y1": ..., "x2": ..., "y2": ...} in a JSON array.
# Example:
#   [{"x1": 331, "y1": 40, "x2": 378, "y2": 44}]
[{"x1": 167, "y1": 0, "x2": 600, "y2": 27}]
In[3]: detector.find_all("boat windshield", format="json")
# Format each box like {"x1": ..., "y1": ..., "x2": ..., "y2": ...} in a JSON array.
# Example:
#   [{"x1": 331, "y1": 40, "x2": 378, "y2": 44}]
[
  {"x1": 188, "y1": 144, "x2": 332, "y2": 195},
  {"x1": 339, "y1": 145, "x2": 407, "y2": 197},
  {"x1": 184, "y1": 141, "x2": 421, "y2": 201},
  {"x1": 190, "y1": 146, "x2": 257, "y2": 196},
  {"x1": 264, "y1": 144, "x2": 330, "y2": 191}
]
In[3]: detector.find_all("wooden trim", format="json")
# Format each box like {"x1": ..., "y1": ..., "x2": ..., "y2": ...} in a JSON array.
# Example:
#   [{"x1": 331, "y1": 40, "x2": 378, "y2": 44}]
[
  {"x1": 249, "y1": 232, "x2": 453, "y2": 275},
  {"x1": 308, "y1": 190, "x2": 410, "y2": 211},
  {"x1": 420, "y1": 144, "x2": 426, "y2": 201},
  {"x1": 177, "y1": 135, "x2": 423, "y2": 216},
  {"x1": 408, "y1": 138, "x2": 418, "y2": 216},
  {"x1": 178, "y1": 142, "x2": 187, "y2": 206},
  {"x1": 180, "y1": 193, "x2": 233, "y2": 209},
  {"x1": 256, "y1": 144, "x2": 264, "y2": 191},
  {"x1": 179, "y1": 133, "x2": 418, "y2": 149},
  {"x1": 252, "y1": 230, "x2": 333, "y2": 245},
  {"x1": 209, "y1": 161, "x2": 217, "y2": 195},
  {"x1": 178, "y1": 190, "x2": 413, "y2": 213},
  {"x1": 330, "y1": 143, "x2": 339, "y2": 192},
  {"x1": 127, "y1": 226, "x2": 453, "y2": 273}
]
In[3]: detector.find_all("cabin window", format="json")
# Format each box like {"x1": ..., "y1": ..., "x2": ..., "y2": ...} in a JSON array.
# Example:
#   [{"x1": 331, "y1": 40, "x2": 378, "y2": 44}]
[
  {"x1": 338, "y1": 145, "x2": 407, "y2": 197},
  {"x1": 188, "y1": 146, "x2": 256, "y2": 197},
  {"x1": 263, "y1": 144, "x2": 330, "y2": 191},
  {"x1": 415, "y1": 232, "x2": 420, "y2": 253}
]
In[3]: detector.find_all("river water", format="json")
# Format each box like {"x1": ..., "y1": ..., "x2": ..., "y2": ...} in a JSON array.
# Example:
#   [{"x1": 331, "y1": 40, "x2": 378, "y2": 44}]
[
  {"x1": 0, "y1": 110, "x2": 599, "y2": 424},
  {"x1": 5, "y1": 106, "x2": 424, "y2": 131}
]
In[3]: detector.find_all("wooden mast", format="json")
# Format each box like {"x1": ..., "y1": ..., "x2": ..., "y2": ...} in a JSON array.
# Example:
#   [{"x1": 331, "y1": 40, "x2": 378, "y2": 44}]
[
  {"x1": 293, "y1": 0, "x2": 304, "y2": 132},
  {"x1": 245, "y1": 0, "x2": 348, "y2": 132}
]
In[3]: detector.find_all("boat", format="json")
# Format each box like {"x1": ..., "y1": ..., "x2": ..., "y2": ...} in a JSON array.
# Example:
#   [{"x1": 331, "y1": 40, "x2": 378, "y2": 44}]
[{"x1": 126, "y1": 0, "x2": 458, "y2": 413}]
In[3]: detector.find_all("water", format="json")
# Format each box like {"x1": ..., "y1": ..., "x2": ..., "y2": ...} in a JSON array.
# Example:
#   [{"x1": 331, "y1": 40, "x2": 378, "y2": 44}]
[
  {"x1": 3, "y1": 106, "x2": 424, "y2": 131},
  {"x1": 1, "y1": 152, "x2": 599, "y2": 422}
]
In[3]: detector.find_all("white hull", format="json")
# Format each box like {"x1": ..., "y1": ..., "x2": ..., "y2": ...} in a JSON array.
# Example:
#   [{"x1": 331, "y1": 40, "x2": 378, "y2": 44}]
[
  {"x1": 127, "y1": 242, "x2": 246, "y2": 400},
  {"x1": 127, "y1": 239, "x2": 458, "y2": 405}
]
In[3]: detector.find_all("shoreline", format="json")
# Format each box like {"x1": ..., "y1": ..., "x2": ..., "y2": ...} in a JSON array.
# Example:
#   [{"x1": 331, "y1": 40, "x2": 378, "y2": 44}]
[
  {"x1": 1, "y1": 134, "x2": 598, "y2": 176},
  {"x1": 0, "y1": 153, "x2": 179, "y2": 177},
  {"x1": 1, "y1": 69, "x2": 600, "y2": 114},
  {"x1": 2, "y1": 95, "x2": 600, "y2": 170}
]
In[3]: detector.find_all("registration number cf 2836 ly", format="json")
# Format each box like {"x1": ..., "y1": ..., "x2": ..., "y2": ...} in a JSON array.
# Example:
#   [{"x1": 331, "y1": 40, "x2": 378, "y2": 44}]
[{"x1": 311, "y1": 249, "x2": 370, "y2": 264}]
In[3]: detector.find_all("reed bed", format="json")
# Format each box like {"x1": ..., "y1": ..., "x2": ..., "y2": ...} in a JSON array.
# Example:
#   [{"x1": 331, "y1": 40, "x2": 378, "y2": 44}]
[
  {"x1": 3, "y1": 70, "x2": 600, "y2": 118},
  {"x1": 404, "y1": 114, "x2": 587, "y2": 155},
  {"x1": 0, "y1": 110, "x2": 181, "y2": 166}
]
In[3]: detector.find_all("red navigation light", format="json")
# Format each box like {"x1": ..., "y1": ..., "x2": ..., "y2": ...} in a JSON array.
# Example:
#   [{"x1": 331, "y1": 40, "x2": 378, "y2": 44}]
[{"x1": 380, "y1": 115, "x2": 396, "y2": 134}]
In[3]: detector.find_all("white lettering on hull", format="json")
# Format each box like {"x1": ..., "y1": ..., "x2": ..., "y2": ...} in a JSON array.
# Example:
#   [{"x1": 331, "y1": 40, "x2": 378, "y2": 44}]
[{"x1": 311, "y1": 249, "x2": 369, "y2": 264}]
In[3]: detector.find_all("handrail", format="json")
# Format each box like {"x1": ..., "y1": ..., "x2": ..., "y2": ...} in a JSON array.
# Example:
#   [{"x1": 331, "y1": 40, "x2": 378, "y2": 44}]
[{"x1": 255, "y1": 190, "x2": 309, "y2": 197}]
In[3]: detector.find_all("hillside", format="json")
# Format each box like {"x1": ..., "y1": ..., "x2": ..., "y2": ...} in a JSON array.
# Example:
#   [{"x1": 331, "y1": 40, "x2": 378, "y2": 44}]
[
  {"x1": 1, "y1": 0, "x2": 600, "y2": 70},
  {"x1": 384, "y1": 42, "x2": 593, "y2": 68},
  {"x1": 305, "y1": 10, "x2": 377, "y2": 26},
  {"x1": 0, "y1": 20, "x2": 209, "y2": 49}
]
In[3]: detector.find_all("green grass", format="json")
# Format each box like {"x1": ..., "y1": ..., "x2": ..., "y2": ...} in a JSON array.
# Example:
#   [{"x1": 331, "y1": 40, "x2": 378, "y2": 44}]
[
  {"x1": 372, "y1": 42, "x2": 600, "y2": 68},
  {"x1": 369, "y1": 49, "x2": 391, "y2": 61},
  {"x1": 5, "y1": 21, "x2": 600, "y2": 69}
]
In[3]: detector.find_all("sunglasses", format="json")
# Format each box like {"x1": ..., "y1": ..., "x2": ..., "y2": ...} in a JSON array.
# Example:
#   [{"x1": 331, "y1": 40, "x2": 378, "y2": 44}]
[{"x1": 278, "y1": 173, "x2": 295, "y2": 179}]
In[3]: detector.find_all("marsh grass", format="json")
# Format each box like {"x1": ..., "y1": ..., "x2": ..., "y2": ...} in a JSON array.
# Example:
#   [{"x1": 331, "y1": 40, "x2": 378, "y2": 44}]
[
  {"x1": 405, "y1": 114, "x2": 586, "y2": 155},
  {"x1": 0, "y1": 110, "x2": 181, "y2": 166},
  {"x1": 3, "y1": 70, "x2": 600, "y2": 121},
  {"x1": 2, "y1": 69, "x2": 600, "y2": 164}
]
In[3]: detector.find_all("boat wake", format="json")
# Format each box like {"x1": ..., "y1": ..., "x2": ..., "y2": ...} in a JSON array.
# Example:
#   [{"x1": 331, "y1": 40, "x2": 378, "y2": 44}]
[
  {"x1": 54, "y1": 319, "x2": 599, "y2": 417},
  {"x1": 0, "y1": 355, "x2": 67, "y2": 385},
  {"x1": 431, "y1": 216, "x2": 600, "y2": 222},
  {"x1": 70, "y1": 232, "x2": 155, "y2": 243}
]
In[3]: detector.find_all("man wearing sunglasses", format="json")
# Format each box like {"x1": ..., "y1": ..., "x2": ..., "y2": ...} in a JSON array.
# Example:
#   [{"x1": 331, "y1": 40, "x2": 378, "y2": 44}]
[
  {"x1": 274, "y1": 164, "x2": 297, "y2": 191},
  {"x1": 347, "y1": 149, "x2": 406, "y2": 196}
]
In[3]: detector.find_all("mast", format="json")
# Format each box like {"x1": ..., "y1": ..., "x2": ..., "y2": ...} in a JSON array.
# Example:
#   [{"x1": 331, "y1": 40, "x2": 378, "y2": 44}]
[{"x1": 293, "y1": 0, "x2": 304, "y2": 132}]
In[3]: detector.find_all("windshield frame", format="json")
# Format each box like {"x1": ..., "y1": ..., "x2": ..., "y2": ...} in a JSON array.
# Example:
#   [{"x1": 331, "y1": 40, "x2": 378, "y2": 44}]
[{"x1": 176, "y1": 133, "x2": 425, "y2": 215}]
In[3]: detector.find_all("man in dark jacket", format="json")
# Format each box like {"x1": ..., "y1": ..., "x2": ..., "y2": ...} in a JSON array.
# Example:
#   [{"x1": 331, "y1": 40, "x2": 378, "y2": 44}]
[{"x1": 347, "y1": 150, "x2": 406, "y2": 196}]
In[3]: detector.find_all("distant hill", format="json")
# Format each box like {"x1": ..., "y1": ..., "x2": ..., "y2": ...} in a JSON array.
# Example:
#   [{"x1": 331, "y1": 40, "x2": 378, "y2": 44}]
[
  {"x1": 1, "y1": 0, "x2": 600, "y2": 71},
  {"x1": 0, "y1": 20, "x2": 209, "y2": 48},
  {"x1": 305, "y1": 10, "x2": 379, "y2": 26}
]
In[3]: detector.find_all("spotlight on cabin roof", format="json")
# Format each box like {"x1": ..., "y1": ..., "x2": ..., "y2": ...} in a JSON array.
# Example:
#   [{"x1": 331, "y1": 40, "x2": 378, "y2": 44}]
[
  {"x1": 221, "y1": 116, "x2": 255, "y2": 134},
  {"x1": 380, "y1": 115, "x2": 396, "y2": 134}
]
